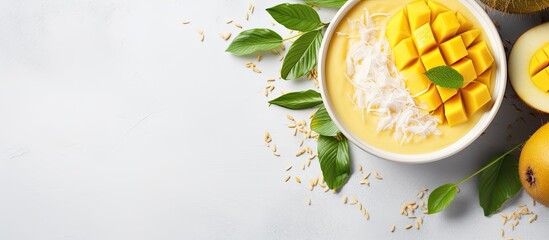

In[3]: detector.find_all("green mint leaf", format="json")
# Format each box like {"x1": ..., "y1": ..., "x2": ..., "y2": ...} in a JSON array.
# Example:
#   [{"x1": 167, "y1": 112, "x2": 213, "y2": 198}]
[
  {"x1": 226, "y1": 29, "x2": 282, "y2": 55},
  {"x1": 428, "y1": 183, "x2": 458, "y2": 214},
  {"x1": 318, "y1": 134, "x2": 350, "y2": 190},
  {"x1": 281, "y1": 30, "x2": 323, "y2": 80},
  {"x1": 311, "y1": 105, "x2": 340, "y2": 136},
  {"x1": 424, "y1": 66, "x2": 464, "y2": 89},
  {"x1": 304, "y1": 0, "x2": 348, "y2": 7},
  {"x1": 479, "y1": 154, "x2": 522, "y2": 216},
  {"x1": 268, "y1": 90, "x2": 323, "y2": 109},
  {"x1": 267, "y1": 4, "x2": 323, "y2": 32}
]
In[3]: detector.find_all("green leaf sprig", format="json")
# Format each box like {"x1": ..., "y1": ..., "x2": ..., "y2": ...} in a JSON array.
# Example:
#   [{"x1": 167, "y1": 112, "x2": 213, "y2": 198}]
[
  {"x1": 424, "y1": 66, "x2": 464, "y2": 89},
  {"x1": 268, "y1": 90, "x2": 323, "y2": 109},
  {"x1": 428, "y1": 143, "x2": 524, "y2": 215},
  {"x1": 226, "y1": 3, "x2": 327, "y2": 80}
]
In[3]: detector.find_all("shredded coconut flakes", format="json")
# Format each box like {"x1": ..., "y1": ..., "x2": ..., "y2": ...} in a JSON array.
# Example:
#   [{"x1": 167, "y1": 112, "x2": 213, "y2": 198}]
[{"x1": 341, "y1": 9, "x2": 441, "y2": 144}]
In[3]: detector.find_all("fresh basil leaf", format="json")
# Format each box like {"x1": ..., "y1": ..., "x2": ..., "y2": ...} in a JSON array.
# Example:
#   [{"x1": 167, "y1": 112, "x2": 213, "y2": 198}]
[
  {"x1": 268, "y1": 90, "x2": 323, "y2": 109},
  {"x1": 318, "y1": 135, "x2": 350, "y2": 190},
  {"x1": 226, "y1": 29, "x2": 282, "y2": 55},
  {"x1": 428, "y1": 183, "x2": 457, "y2": 214},
  {"x1": 311, "y1": 105, "x2": 340, "y2": 136},
  {"x1": 281, "y1": 30, "x2": 323, "y2": 80},
  {"x1": 304, "y1": 0, "x2": 348, "y2": 7},
  {"x1": 424, "y1": 66, "x2": 464, "y2": 89},
  {"x1": 267, "y1": 4, "x2": 323, "y2": 32},
  {"x1": 479, "y1": 154, "x2": 522, "y2": 216}
]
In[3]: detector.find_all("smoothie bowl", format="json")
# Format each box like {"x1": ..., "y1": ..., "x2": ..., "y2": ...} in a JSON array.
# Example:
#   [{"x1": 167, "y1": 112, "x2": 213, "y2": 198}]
[{"x1": 318, "y1": 0, "x2": 506, "y2": 163}]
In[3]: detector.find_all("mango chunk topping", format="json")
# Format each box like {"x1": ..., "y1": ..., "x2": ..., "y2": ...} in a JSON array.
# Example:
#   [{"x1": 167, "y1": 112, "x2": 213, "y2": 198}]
[
  {"x1": 413, "y1": 23, "x2": 437, "y2": 54},
  {"x1": 432, "y1": 11, "x2": 460, "y2": 43},
  {"x1": 387, "y1": 9, "x2": 411, "y2": 48},
  {"x1": 407, "y1": 0, "x2": 431, "y2": 30},
  {"x1": 440, "y1": 36, "x2": 468, "y2": 65},
  {"x1": 461, "y1": 82, "x2": 491, "y2": 115},
  {"x1": 387, "y1": 0, "x2": 494, "y2": 127},
  {"x1": 444, "y1": 94, "x2": 468, "y2": 127},
  {"x1": 468, "y1": 41, "x2": 495, "y2": 75}
]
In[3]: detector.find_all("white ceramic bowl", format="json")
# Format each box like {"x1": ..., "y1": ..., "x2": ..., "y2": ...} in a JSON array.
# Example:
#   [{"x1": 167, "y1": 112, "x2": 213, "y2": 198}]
[{"x1": 318, "y1": 0, "x2": 507, "y2": 164}]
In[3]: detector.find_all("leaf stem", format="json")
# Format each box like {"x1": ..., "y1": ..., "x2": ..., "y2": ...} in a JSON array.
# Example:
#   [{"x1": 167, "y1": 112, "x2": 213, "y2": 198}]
[
  {"x1": 456, "y1": 142, "x2": 525, "y2": 186},
  {"x1": 281, "y1": 26, "x2": 326, "y2": 42}
]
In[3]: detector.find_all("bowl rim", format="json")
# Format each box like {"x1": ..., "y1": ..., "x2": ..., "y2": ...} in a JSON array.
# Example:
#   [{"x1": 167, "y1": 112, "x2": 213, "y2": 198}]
[{"x1": 318, "y1": 0, "x2": 507, "y2": 164}]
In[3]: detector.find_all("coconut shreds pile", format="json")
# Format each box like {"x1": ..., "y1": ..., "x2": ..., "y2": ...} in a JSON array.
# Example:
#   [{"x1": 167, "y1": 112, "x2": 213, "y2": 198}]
[{"x1": 340, "y1": 9, "x2": 440, "y2": 144}]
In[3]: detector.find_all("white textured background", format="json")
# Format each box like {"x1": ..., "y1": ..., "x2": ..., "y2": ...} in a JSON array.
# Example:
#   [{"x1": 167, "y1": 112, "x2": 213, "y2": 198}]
[{"x1": 0, "y1": 0, "x2": 548, "y2": 239}]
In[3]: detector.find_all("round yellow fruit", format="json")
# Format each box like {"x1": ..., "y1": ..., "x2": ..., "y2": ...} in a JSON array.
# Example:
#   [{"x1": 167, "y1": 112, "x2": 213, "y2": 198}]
[
  {"x1": 509, "y1": 22, "x2": 549, "y2": 113},
  {"x1": 519, "y1": 123, "x2": 549, "y2": 206}
]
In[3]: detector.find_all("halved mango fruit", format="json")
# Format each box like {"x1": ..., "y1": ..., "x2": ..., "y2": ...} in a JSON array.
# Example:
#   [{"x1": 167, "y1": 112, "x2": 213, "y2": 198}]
[{"x1": 510, "y1": 22, "x2": 549, "y2": 113}]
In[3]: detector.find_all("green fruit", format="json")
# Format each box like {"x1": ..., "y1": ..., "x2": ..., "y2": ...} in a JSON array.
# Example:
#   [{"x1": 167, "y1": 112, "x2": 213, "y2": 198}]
[{"x1": 480, "y1": 0, "x2": 549, "y2": 13}]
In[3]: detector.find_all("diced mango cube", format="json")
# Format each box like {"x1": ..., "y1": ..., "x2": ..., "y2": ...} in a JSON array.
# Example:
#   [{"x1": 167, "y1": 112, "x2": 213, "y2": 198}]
[
  {"x1": 407, "y1": 0, "x2": 432, "y2": 30},
  {"x1": 413, "y1": 23, "x2": 437, "y2": 54},
  {"x1": 456, "y1": 12, "x2": 473, "y2": 34},
  {"x1": 461, "y1": 82, "x2": 492, "y2": 115},
  {"x1": 460, "y1": 29, "x2": 481, "y2": 47},
  {"x1": 444, "y1": 94, "x2": 468, "y2": 126},
  {"x1": 544, "y1": 43, "x2": 549, "y2": 58},
  {"x1": 393, "y1": 38, "x2": 419, "y2": 70},
  {"x1": 476, "y1": 69, "x2": 492, "y2": 87},
  {"x1": 421, "y1": 48, "x2": 446, "y2": 70},
  {"x1": 468, "y1": 41, "x2": 495, "y2": 75},
  {"x1": 437, "y1": 86, "x2": 458, "y2": 102},
  {"x1": 432, "y1": 105, "x2": 445, "y2": 124},
  {"x1": 402, "y1": 61, "x2": 431, "y2": 95},
  {"x1": 532, "y1": 68, "x2": 549, "y2": 92},
  {"x1": 427, "y1": 0, "x2": 450, "y2": 22},
  {"x1": 431, "y1": 11, "x2": 461, "y2": 43},
  {"x1": 440, "y1": 36, "x2": 468, "y2": 65},
  {"x1": 417, "y1": 84, "x2": 442, "y2": 111},
  {"x1": 451, "y1": 58, "x2": 477, "y2": 83},
  {"x1": 387, "y1": 9, "x2": 411, "y2": 48},
  {"x1": 529, "y1": 49, "x2": 549, "y2": 76}
]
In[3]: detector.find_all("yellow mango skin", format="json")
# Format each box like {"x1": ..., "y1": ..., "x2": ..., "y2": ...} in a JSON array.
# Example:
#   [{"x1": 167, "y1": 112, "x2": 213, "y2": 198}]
[
  {"x1": 387, "y1": 9, "x2": 411, "y2": 48},
  {"x1": 393, "y1": 38, "x2": 419, "y2": 70},
  {"x1": 440, "y1": 36, "x2": 468, "y2": 65},
  {"x1": 427, "y1": 0, "x2": 449, "y2": 22},
  {"x1": 432, "y1": 105, "x2": 445, "y2": 124},
  {"x1": 532, "y1": 69, "x2": 549, "y2": 93},
  {"x1": 431, "y1": 11, "x2": 460, "y2": 43},
  {"x1": 468, "y1": 41, "x2": 495, "y2": 75},
  {"x1": 529, "y1": 46, "x2": 549, "y2": 76},
  {"x1": 421, "y1": 48, "x2": 446, "y2": 70},
  {"x1": 413, "y1": 23, "x2": 437, "y2": 55},
  {"x1": 460, "y1": 29, "x2": 481, "y2": 48},
  {"x1": 452, "y1": 58, "x2": 477, "y2": 83},
  {"x1": 444, "y1": 94, "x2": 468, "y2": 127},
  {"x1": 407, "y1": 0, "x2": 431, "y2": 30},
  {"x1": 456, "y1": 12, "x2": 473, "y2": 34},
  {"x1": 417, "y1": 84, "x2": 442, "y2": 111},
  {"x1": 402, "y1": 61, "x2": 431, "y2": 95},
  {"x1": 461, "y1": 82, "x2": 491, "y2": 116},
  {"x1": 437, "y1": 86, "x2": 458, "y2": 102},
  {"x1": 476, "y1": 69, "x2": 492, "y2": 87}
]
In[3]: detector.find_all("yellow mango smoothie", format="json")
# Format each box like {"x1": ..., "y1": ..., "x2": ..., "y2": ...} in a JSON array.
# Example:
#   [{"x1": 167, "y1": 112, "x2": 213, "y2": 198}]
[{"x1": 325, "y1": 0, "x2": 496, "y2": 154}]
